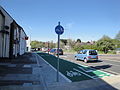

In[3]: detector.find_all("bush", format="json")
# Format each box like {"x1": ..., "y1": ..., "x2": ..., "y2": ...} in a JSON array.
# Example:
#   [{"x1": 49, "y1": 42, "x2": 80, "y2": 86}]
[
  {"x1": 108, "y1": 50, "x2": 116, "y2": 54},
  {"x1": 73, "y1": 43, "x2": 84, "y2": 51}
]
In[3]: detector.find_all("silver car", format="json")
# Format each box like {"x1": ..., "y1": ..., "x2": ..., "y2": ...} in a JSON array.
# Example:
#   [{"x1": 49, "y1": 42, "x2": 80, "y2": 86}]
[{"x1": 74, "y1": 49, "x2": 98, "y2": 63}]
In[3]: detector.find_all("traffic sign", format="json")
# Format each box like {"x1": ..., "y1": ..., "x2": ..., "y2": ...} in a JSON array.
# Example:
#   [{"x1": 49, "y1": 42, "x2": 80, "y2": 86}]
[{"x1": 55, "y1": 22, "x2": 64, "y2": 35}]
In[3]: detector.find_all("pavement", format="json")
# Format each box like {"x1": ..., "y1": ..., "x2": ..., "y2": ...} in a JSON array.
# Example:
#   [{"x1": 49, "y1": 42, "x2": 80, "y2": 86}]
[
  {"x1": 0, "y1": 53, "x2": 44, "y2": 90},
  {"x1": 0, "y1": 52, "x2": 120, "y2": 90},
  {"x1": 47, "y1": 75, "x2": 120, "y2": 90}
]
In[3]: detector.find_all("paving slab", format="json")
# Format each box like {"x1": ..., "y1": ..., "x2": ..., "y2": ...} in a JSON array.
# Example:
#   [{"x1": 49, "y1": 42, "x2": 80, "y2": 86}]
[{"x1": 0, "y1": 53, "x2": 44, "y2": 90}]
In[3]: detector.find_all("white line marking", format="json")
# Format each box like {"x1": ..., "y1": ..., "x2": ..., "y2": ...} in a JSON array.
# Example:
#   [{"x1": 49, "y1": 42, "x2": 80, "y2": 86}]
[
  {"x1": 78, "y1": 66, "x2": 94, "y2": 72},
  {"x1": 102, "y1": 61, "x2": 120, "y2": 67},
  {"x1": 59, "y1": 57, "x2": 114, "y2": 77},
  {"x1": 64, "y1": 59, "x2": 114, "y2": 76},
  {"x1": 73, "y1": 68, "x2": 95, "y2": 79},
  {"x1": 99, "y1": 58, "x2": 120, "y2": 62},
  {"x1": 96, "y1": 70, "x2": 114, "y2": 76},
  {"x1": 99, "y1": 74, "x2": 106, "y2": 76},
  {"x1": 77, "y1": 63, "x2": 114, "y2": 76},
  {"x1": 23, "y1": 65, "x2": 31, "y2": 68}
]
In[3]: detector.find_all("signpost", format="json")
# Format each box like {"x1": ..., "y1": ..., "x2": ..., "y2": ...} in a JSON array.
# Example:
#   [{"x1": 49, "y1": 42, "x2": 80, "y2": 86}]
[{"x1": 55, "y1": 22, "x2": 64, "y2": 82}]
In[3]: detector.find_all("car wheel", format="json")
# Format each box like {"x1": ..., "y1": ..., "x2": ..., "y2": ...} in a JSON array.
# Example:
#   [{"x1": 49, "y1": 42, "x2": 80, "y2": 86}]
[
  {"x1": 75, "y1": 56, "x2": 78, "y2": 60},
  {"x1": 84, "y1": 58, "x2": 88, "y2": 63},
  {"x1": 96, "y1": 60, "x2": 98, "y2": 62}
]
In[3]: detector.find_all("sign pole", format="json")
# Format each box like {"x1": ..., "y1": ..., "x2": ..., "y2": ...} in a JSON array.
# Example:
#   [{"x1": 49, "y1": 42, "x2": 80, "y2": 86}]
[
  {"x1": 55, "y1": 21, "x2": 64, "y2": 82},
  {"x1": 57, "y1": 34, "x2": 60, "y2": 82},
  {"x1": 48, "y1": 41, "x2": 50, "y2": 54}
]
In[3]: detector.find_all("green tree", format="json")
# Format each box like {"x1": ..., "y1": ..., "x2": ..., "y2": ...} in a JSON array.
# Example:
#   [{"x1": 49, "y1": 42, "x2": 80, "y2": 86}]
[
  {"x1": 96, "y1": 35, "x2": 115, "y2": 54},
  {"x1": 60, "y1": 39, "x2": 68, "y2": 45},
  {"x1": 115, "y1": 31, "x2": 120, "y2": 41},
  {"x1": 112, "y1": 39, "x2": 120, "y2": 48},
  {"x1": 82, "y1": 44, "x2": 98, "y2": 50},
  {"x1": 68, "y1": 39, "x2": 76, "y2": 48},
  {"x1": 73, "y1": 42, "x2": 84, "y2": 51},
  {"x1": 49, "y1": 41, "x2": 56, "y2": 48},
  {"x1": 30, "y1": 40, "x2": 41, "y2": 48},
  {"x1": 76, "y1": 39, "x2": 81, "y2": 43}
]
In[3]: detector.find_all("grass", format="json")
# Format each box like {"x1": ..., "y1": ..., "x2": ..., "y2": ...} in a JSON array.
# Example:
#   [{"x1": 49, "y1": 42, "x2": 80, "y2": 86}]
[
  {"x1": 63, "y1": 49, "x2": 76, "y2": 54},
  {"x1": 64, "y1": 49, "x2": 117, "y2": 54},
  {"x1": 98, "y1": 50, "x2": 116, "y2": 54}
]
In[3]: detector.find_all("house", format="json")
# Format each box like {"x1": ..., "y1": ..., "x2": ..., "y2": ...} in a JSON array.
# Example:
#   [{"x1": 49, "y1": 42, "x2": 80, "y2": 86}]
[{"x1": 0, "y1": 6, "x2": 28, "y2": 59}]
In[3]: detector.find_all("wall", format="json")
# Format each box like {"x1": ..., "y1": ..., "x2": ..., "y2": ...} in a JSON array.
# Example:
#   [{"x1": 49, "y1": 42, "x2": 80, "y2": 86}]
[
  {"x1": 0, "y1": 6, "x2": 27, "y2": 58},
  {"x1": 0, "y1": 6, "x2": 13, "y2": 58}
]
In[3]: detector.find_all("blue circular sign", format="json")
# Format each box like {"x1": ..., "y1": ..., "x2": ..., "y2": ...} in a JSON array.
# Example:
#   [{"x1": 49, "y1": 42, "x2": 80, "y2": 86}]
[{"x1": 55, "y1": 25, "x2": 64, "y2": 35}]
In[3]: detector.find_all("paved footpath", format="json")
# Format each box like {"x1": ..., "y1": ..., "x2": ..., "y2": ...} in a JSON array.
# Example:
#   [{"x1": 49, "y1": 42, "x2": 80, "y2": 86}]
[
  {"x1": 0, "y1": 52, "x2": 69, "y2": 90},
  {"x1": 0, "y1": 52, "x2": 120, "y2": 90},
  {"x1": 0, "y1": 53, "x2": 44, "y2": 90}
]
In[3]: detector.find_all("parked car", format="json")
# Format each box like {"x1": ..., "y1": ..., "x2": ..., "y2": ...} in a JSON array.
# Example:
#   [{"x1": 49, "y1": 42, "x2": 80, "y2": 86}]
[
  {"x1": 31, "y1": 48, "x2": 37, "y2": 52},
  {"x1": 74, "y1": 49, "x2": 98, "y2": 63},
  {"x1": 50, "y1": 48, "x2": 63, "y2": 55}
]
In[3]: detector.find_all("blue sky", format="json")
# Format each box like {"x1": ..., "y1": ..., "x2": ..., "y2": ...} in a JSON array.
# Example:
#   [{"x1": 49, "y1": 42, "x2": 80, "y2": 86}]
[{"x1": 1, "y1": 0, "x2": 120, "y2": 42}]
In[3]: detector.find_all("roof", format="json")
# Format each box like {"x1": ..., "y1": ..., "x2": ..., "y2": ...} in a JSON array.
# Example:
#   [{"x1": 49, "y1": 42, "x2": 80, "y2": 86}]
[{"x1": 0, "y1": 5, "x2": 27, "y2": 37}]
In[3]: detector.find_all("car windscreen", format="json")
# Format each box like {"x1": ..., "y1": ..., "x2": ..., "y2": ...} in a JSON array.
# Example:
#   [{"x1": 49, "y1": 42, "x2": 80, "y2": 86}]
[
  {"x1": 50, "y1": 49, "x2": 55, "y2": 52},
  {"x1": 58, "y1": 49, "x2": 63, "y2": 52},
  {"x1": 89, "y1": 50, "x2": 97, "y2": 55}
]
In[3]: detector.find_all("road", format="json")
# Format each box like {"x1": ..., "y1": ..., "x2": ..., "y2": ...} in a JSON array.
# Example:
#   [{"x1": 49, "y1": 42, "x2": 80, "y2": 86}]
[
  {"x1": 37, "y1": 53, "x2": 113, "y2": 82},
  {"x1": 60, "y1": 54, "x2": 120, "y2": 75}
]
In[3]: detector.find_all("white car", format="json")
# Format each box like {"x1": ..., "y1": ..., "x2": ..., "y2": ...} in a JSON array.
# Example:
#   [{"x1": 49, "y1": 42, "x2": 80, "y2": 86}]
[{"x1": 74, "y1": 49, "x2": 98, "y2": 63}]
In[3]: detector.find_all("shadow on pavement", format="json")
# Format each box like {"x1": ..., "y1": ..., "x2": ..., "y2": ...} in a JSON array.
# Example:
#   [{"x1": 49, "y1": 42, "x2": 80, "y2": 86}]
[
  {"x1": 0, "y1": 53, "x2": 39, "y2": 86},
  {"x1": 90, "y1": 65, "x2": 112, "y2": 70},
  {"x1": 87, "y1": 60, "x2": 103, "y2": 63}
]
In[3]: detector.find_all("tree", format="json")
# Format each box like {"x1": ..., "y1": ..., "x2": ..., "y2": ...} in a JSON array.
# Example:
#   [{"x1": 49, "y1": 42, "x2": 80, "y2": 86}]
[
  {"x1": 49, "y1": 41, "x2": 56, "y2": 49},
  {"x1": 82, "y1": 44, "x2": 98, "y2": 50},
  {"x1": 30, "y1": 40, "x2": 41, "y2": 48},
  {"x1": 73, "y1": 42, "x2": 84, "y2": 51},
  {"x1": 101, "y1": 35, "x2": 111, "y2": 40},
  {"x1": 76, "y1": 39, "x2": 81, "y2": 43},
  {"x1": 60, "y1": 39, "x2": 68, "y2": 45},
  {"x1": 115, "y1": 31, "x2": 120, "y2": 41},
  {"x1": 67, "y1": 39, "x2": 76, "y2": 49},
  {"x1": 112, "y1": 39, "x2": 120, "y2": 48},
  {"x1": 96, "y1": 35, "x2": 115, "y2": 54}
]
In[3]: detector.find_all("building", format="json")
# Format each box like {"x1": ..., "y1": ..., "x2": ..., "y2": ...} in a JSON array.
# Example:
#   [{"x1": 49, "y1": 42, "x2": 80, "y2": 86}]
[
  {"x1": 0, "y1": 6, "x2": 28, "y2": 59},
  {"x1": 26, "y1": 36, "x2": 31, "y2": 52}
]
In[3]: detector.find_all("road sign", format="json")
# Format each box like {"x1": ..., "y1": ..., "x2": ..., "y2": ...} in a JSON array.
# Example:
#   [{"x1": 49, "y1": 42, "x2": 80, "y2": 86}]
[{"x1": 55, "y1": 22, "x2": 64, "y2": 35}]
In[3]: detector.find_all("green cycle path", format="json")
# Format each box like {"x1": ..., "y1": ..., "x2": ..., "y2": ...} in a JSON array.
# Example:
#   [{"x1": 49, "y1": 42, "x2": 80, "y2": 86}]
[{"x1": 37, "y1": 52, "x2": 113, "y2": 82}]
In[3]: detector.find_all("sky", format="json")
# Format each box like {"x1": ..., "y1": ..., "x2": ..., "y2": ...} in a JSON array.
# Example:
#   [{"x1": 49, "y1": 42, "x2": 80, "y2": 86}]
[{"x1": 0, "y1": 0, "x2": 120, "y2": 42}]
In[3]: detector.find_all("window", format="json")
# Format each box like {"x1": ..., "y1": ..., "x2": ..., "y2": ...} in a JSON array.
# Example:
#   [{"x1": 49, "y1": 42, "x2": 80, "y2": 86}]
[
  {"x1": 89, "y1": 50, "x2": 97, "y2": 55},
  {"x1": 79, "y1": 50, "x2": 83, "y2": 54},
  {"x1": 83, "y1": 50, "x2": 87, "y2": 54}
]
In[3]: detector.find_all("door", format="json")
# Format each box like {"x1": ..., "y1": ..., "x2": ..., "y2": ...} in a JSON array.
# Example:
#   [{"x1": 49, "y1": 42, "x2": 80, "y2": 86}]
[{"x1": 82, "y1": 50, "x2": 87, "y2": 60}]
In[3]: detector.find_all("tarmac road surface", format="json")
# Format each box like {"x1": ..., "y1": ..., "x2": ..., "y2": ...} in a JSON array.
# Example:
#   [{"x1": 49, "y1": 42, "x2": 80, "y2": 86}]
[{"x1": 60, "y1": 54, "x2": 120, "y2": 75}]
